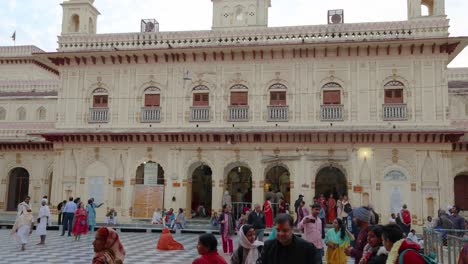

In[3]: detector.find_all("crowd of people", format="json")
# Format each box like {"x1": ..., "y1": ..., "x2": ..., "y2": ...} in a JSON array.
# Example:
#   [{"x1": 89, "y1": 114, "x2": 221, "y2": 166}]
[{"x1": 9, "y1": 193, "x2": 468, "y2": 264}]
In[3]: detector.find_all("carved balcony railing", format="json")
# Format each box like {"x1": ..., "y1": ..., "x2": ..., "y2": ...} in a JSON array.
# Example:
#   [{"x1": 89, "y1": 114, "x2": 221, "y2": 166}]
[
  {"x1": 320, "y1": 105, "x2": 344, "y2": 121},
  {"x1": 267, "y1": 105, "x2": 289, "y2": 122},
  {"x1": 228, "y1": 106, "x2": 249, "y2": 122},
  {"x1": 58, "y1": 18, "x2": 449, "y2": 52},
  {"x1": 383, "y1": 104, "x2": 407, "y2": 121},
  {"x1": 141, "y1": 107, "x2": 161, "y2": 123},
  {"x1": 190, "y1": 106, "x2": 210, "y2": 122},
  {"x1": 89, "y1": 108, "x2": 109, "y2": 123}
]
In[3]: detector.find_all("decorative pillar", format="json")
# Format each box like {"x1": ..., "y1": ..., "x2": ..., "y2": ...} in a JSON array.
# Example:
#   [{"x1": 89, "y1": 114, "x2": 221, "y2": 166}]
[{"x1": 211, "y1": 152, "x2": 224, "y2": 213}]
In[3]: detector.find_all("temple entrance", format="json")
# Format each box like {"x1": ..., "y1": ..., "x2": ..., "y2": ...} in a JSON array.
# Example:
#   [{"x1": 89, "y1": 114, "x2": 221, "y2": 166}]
[
  {"x1": 7, "y1": 167, "x2": 30, "y2": 211},
  {"x1": 315, "y1": 166, "x2": 347, "y2": 199},
  {"x1": 189, "y1": 165, "x2": 212, "y2": 218},
  {"x1": 133, "y1": 161, "x2": 165, "y2": 218},
  {"x1": 226, "y1": 165, "x2": 252, "y2": 218},
  {"x1": 265, "y1": 165, "x2": 291, "y2": 205}
]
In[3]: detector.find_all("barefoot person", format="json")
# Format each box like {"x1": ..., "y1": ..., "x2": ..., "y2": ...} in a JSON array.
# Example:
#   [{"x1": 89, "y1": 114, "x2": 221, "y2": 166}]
[
  {"x1": 11, "y1": 208, "x2": 34, "y2": 251},
  {"x1": 36, "y1": 198, "x2": 50, "y2": 245},
  {"x1": 92, "y1": 227, "x2": 126, "y2": 264}
]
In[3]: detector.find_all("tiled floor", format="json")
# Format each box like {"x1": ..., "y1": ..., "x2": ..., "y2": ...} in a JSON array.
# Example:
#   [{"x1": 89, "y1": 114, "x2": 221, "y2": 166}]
[{"x1": 0, "y1": 229, "x2": 355, "y2": 263}]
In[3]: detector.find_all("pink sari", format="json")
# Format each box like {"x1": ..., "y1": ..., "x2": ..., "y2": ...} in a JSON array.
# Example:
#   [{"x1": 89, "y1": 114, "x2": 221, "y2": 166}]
[{"x1": 72, "y1": 208, "x2": 88, "y2": 235}]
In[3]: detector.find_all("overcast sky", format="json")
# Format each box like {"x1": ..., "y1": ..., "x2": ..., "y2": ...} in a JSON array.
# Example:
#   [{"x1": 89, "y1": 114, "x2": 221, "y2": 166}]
[{"x1": 0, "y1": 0, "x2": 466, "y2": 67}]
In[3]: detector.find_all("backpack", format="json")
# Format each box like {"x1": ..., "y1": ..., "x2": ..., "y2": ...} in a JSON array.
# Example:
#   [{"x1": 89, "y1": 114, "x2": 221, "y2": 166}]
[
  {"x1": 398, "y1": 249, "x2": 437, "y2": 264},
  {"x1": 344, "y1": 203, "x2": 352, "y2": 214},
  {"x1": 402, "y1": 210, "x2": 411, "y2": 224}
]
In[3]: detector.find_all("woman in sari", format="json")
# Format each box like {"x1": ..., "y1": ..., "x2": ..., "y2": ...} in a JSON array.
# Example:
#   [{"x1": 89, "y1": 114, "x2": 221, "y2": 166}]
[
  {"x1": 218, "y1": 204, "x2": 236, "y2": 254},
  {"x1": 278, "y1": 197, "x2": 286, "y2": 214},
  {"x1": 72, "y1": 201, "x2": 88, "y2": 240},
  {"x1": 324, "y1": 218, "x2": 354, "y2": 264},
  {"x1": 327, "y1": 194, "x2": 337, "y2": 224},
  {"x1": 157, "y1": 227, "x2": 184, "y2": 250},
  {"x1": 193, "y1": 233, "x2": 227, "y2": 264},
  {"x1": 231, "y1": 224, "x2": 264, "y2": 264},
  {"x1": 263, "y1": 198, "x2": 273, "y2": 228},
  {"x1": 11, "y1": 207, "x2": 34, "y2": 251},
  {"x1": 92, "y1": 227, "x2": 126, "y2": 264},
  {"x1": 36, "y1": 198, "x2": 50, "y2": 245}
]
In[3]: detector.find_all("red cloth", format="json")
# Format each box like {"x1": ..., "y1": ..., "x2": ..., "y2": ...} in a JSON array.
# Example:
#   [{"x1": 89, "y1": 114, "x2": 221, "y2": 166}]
[
  {"x1": 263, "y1": 200, "x2": 274, "y2": 228},
  {"x1": 401, "y1": 209, "x2": 411, "y2": 224},
  {"x1": 192, "y1": 251, "x2": 227, "y2": 264},
  {"x1": 397, "y1": 240, "x2": 425, "y2": 264},
  {"x1": 278, "y1": 200, "x2": 286, "y2": 214},
  {"x1": 72, "y1": 208, "x2": 88, "y2": 236},
  {"x1": 327, "y1": 198, "x2": 337, "y2": 223},
  {"x1": 92, "y1": 227, "x2": 126, "y2": 264},
  {"x1": 157, "y1": 228, "x2": 184, "y2": 250}
]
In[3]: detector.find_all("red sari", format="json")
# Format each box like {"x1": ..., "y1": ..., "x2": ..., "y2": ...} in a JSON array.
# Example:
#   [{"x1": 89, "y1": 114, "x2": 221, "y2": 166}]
[
  {"x1": 263, "y1": 200, "x2": 273, "y2": 228},
  {"x1": 327, "y1": 198, "x2": 337, "y2": 223},
  {"x1": 72, "y1": 208, "x2": 88, "y2": 236}
]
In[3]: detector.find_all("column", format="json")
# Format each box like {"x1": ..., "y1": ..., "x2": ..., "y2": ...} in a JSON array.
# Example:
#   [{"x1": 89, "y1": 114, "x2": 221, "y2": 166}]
[{"x1": 211, "y1": 151, "x2": 224, "y2": 213}]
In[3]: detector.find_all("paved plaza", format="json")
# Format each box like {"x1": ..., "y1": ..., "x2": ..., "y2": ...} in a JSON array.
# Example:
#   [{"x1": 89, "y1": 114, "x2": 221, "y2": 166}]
[{"x1": 0, "y1": 229, "x2": 355, "y2": 263}]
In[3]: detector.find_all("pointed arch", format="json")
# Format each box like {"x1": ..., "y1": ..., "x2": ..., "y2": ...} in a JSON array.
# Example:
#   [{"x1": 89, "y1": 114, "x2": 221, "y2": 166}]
[
  {"x1": 37, "y1": 107, "x2": 46, "y2": 120},
  {"x1": 17, "y1": 107, "x2": 26, "y2": 121},
  {"x1": 0, "y1": 107, "x2": 6, "y2": 120}
]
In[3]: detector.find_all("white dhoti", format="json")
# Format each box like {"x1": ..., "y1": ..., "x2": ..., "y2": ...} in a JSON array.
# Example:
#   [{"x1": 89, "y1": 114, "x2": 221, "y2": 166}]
[
  {"x1": 17, "y1": 225, "x2": 31, "y2": 244},
  {"x1": 36, "y1": 216, "x2": 48, "y2": 236}
]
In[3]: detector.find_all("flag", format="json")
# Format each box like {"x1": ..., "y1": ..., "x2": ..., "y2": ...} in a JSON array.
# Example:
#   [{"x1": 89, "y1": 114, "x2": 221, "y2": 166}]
[{"x1": 11, "y1": 31, "x2": 16, "y2": 41}]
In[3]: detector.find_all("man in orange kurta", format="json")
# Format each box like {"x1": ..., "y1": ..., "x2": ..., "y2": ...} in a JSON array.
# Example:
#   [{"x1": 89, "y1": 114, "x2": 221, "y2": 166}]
[{"x1": 156, "y1": 227, "x2": 184, "y2": 250}]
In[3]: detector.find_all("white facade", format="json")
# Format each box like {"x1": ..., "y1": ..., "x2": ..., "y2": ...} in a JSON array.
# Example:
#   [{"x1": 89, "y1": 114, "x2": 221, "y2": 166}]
[{"x1": 0, "y1": 0, "x2": 467, "y2": 226}]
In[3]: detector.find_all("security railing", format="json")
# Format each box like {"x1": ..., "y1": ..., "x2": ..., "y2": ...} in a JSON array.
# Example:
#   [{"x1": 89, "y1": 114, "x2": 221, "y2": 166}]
[
  {"x1": 190, "y1": 106, "x2": 210, "y2": 122},
  {"x1": 267, "y1": 105, "x2": 289, "y2": 122},
  {"x1": 383, "y1": 104, "x2": 407, "y2": 121},
  {"x1": 141, "y1": 107, "x2": 161, "y2": 123},
  {"x1": 228, "y1": 106, "x2": 249, "y2": 122},
  {"x1": 423, "y1": 228, "x2": 466, "y2": 264},
  {"x1": 320, "y1": 105, "x2": 343, "y2": 121}
]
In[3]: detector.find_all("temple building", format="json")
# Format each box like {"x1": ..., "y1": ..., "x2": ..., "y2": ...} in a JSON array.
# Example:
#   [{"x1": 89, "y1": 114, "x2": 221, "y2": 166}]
[{"x1": 0, "y1": 0, "x2": 467, "y2": 225}]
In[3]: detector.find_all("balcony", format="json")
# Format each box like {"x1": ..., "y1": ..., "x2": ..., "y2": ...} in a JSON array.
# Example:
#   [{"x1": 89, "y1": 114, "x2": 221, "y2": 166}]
[
  {"x1": 228, "y1": 105, "x2": 249, "y2": 122},
  {"x1": 320, "y1": 105, "x2": 344, "y2": 121},
  {"x1": 383, "y1": 104, "x2": 407, "y2": 121},
  {"x1": 190, "y1": 106, "x2": 210, "y2": 122},
  {"x1": 141, "y1": 107, "x2": 161, "y2": 123},
  {"x1": 89, "y1": 108, "x2": 109, "y2": 123},
  {"x1": 267, "y1": 105, "x2": 289, "y2": 122}
]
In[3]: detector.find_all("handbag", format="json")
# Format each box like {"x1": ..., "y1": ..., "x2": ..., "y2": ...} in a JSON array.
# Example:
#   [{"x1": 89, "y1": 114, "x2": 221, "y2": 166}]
[{"x1": 80, "y1": 220, "x2": 86, "y2": 225}]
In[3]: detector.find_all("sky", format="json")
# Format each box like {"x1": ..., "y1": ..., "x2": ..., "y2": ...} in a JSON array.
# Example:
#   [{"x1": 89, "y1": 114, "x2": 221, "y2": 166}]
[{"x1": 0, "y1": 0, "x2": 467, "y2": 67}]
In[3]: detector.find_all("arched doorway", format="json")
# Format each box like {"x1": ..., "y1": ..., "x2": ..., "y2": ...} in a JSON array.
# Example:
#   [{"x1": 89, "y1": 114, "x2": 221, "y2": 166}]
[
  {"x1": 265, "y1": 165, "x2": 291, "y2": 204},
  {"x1": 133, "y1": 161, "x2": 165, "y2": 218},
  {"x1": 315, "y1": 166, "x2": 347, "y2": 199},
  {"x1": 7, "y1": 167, "x2": 30, "y2": 211},
  {"x1": 454, "y1": 173, "x2": 468, "y2": 210},
  {"x1": 226, "y1": 165, "x2": 252, "y2": 218},
  {"x1": 190, "y1": 165, "x2": 212, "y2": 218}
]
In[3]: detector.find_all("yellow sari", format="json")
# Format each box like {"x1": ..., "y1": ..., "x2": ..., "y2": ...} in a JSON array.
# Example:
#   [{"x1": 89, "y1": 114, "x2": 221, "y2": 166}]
[{"x1": 324, "y1": 228, "x2": 350, "y2": 264}]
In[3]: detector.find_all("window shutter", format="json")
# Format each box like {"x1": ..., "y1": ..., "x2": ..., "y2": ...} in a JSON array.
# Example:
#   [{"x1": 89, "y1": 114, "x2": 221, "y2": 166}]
[
  {"x1": 270, "y1": 91, "x2": 286, "y2": 106},
  {"x1": 145, "y1": 94, "x2": 160, "y2": 107},
  {"x1": 93, "y1": 95, "x2": 109, "y2": 107},
  {"x1": 455, "y1": 176, "x2": 468, "y2": 210},
  {"x1": 323, "y1": 90, "x2": 341, "y2": 105},
  {"x1": 384, "y1": 89, "x2": 403, "y2": 104},
  {"x1": 231, "y1": 92, "x2": 248, "y2": 105},
  {"x1": 193, "y1": 93, "x2": 209, "y2": 106}
]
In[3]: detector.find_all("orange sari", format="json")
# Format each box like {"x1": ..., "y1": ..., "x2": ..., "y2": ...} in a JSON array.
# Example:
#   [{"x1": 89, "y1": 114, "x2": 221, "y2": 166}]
[{"x1": 156, "y1": 227, "x2": 184, "y2": 250}]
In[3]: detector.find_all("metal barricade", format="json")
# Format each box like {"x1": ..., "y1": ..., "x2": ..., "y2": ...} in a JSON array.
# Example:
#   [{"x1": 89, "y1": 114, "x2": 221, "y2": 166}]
[{"x1": 423, "y1": 228, "x2": 466, "y2": 264}]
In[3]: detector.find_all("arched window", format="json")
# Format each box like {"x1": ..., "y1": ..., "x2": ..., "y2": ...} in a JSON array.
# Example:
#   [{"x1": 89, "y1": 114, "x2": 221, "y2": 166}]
[
  {"x1": 92, "y1": 88, "x2": 108, "y2": 108},
  {"x1": 384, "y1": 81, "x2": 404, "y2": 104},
  {"x1": 192, "y1": 85, "x2": 209, "y2": 106},
  {"x1": 230, "y1": 84, "x2": 248, "y2": 106},
  {"x1": 37, "y1": 107, "x2": 46, "y2": 120},
  {"x1": 269, "y1": 83, "x2": 287, "y2": 106},
  {"x1": 421, "y1": 0, "x2": 434, "y2": 16},
  {"x1": 0, "y1": 107, "x2": 6, "y2": 120},
  {"x1": 17, "y1": 107, "x2": 26, "y2": 121},
  {"x1": 322, "y1": 82, "x2": 342, "y2": 105},
  {"x1": 143, "y1": 87, "x2": 161, "y2": 107},
  {"x1": 71, "y1": 14, "x2": 80, "y2": 32}
]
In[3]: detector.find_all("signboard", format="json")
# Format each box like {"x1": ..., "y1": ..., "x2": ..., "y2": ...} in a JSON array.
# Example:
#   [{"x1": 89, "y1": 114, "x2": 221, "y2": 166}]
[
  {"x1": 353, "y1": 185, "x2": 363, "y2": 193},
  {"x1": 144, "y1": 162, "x2": 159, "y2": 185},
  {"x1": 132, "y1": 184, "x2": 164, "y2": 218}
]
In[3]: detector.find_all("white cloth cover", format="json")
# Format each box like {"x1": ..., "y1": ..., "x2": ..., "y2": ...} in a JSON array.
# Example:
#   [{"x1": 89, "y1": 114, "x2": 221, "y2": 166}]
[{"x1": 36, "y1": 205, "x2": 50, "y2": 236}]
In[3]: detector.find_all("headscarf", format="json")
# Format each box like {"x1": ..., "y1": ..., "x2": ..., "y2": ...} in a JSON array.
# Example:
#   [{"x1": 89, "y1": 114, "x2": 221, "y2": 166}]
[
  {"x1": 353, "y1": 207, "x2": 371, "y2": 223},
  {"x1": 156, "y1": 227, "x2": 184, "y2": 250},
  {"x1": 11, "y1": 208, "x2": 33, "y2": 234},
  {"x1": 238, "y1": 225, "x2": 264, "y2": 264},
  {"x1": 93, "y1": 227, "x2": 126, "y2": 264}
]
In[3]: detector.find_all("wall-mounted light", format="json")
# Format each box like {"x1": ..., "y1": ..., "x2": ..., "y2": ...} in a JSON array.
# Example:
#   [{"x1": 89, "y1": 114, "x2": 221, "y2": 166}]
[{"x1": 359, "y1": 148, "x2": 372, "y2": 160}]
